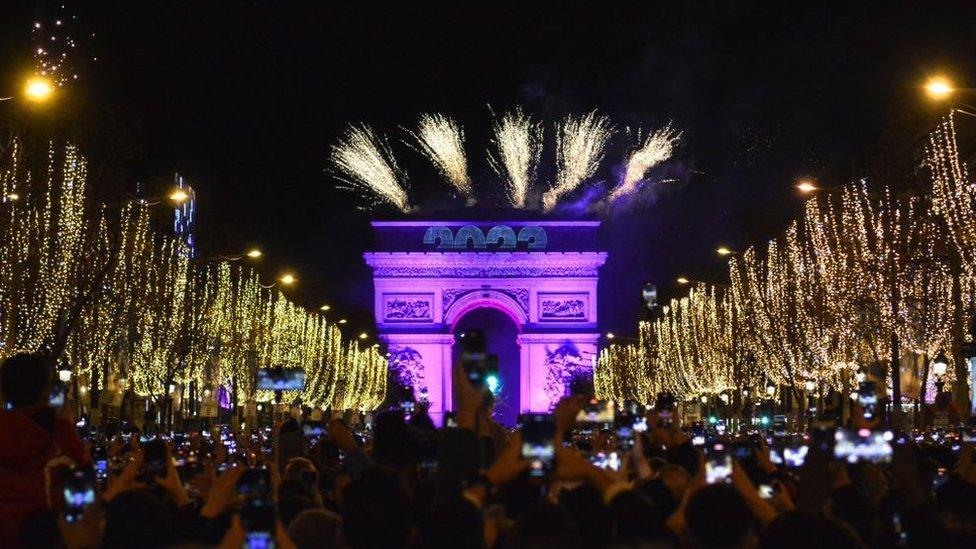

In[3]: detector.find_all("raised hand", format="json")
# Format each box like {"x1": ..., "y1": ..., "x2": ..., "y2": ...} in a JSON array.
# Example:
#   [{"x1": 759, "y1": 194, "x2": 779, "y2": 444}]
[
  {"x1": 103, "y1": 451, "x2": 144, "y2": 502},
  {"x1": 200, "y1": 464, "x2": 246, "y2": 518},
  {"x1": 155, "y1": 446, "x2": 191, "y2": 507},
  {"x1": 451, "y1": 358, "x2": 489, "y2": 430},
  {"x1": 553, "y1": 395, "x2": 586, "y2": 439},
  {"x1": 485, "y1": 432, "x2": 531, "y2": 485},
  {"x1": 328, "y1": 418, "x2": 358, "y2": 453}
]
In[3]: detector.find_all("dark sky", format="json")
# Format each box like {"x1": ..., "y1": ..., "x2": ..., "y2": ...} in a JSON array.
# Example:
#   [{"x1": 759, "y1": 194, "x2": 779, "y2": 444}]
[{"x1": 2, "y1": 1, "x2": 975, "y2": 335}]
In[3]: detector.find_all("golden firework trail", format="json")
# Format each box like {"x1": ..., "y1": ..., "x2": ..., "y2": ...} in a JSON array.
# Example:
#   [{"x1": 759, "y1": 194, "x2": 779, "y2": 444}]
[
  {"x1": 331, "y1": 125, "x2": 410, "y2": 213},
  {"x1": 543, "y1": 111, "x2": 613, "y2": 211},
  {"x1": 488, "y1": 108, "x2": 543, "y2": 208},
  {"x1": 608, "y1": 123, "x2": 681, "y2": 202},
  {"x1": 410, "y1": 113, "x2": 472, "y2": 197}
]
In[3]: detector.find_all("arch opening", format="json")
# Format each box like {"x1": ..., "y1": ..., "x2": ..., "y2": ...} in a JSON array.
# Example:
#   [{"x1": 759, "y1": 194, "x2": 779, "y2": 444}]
[{"x1": 451, "y1": 307, "x2": 521, "y2": 427}]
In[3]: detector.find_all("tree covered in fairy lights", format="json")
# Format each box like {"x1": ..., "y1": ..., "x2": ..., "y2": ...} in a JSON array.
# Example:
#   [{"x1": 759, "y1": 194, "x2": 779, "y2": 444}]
[
  {"x1": 598, "y1": 113, "x2": 975, "y2": 409},
  {"x1": 0, "y1": 137, "x2": 386, "y2": 412}
]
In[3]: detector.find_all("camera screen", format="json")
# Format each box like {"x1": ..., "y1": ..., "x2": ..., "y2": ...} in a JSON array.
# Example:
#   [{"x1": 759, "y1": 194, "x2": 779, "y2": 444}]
[
  {"x1": 576, "y1": 399, "x2": 615, "y2": 424},
  {"x1": 590, "y1": 451, "x2": 622, "y2": 471},
  {"x1": 49, "y1": 383, "x2": 67, "y2": 408},
  {"x1": 783, "y1": 444, "x2": 809, "y2": 467},
  {"x1": 858, "y1": 381, "x2": 877, "y2": 420},
  {"x1": 256, "y1": 368, "x2": 305, "y2": 391},
  {"x1": 238, "y1": 467, "x2": 275, "y2": 534},
  {"x1": 834, "y1": 429, "x2": 893, "y2": 464},
  {"x1": 302, "y1": 422, "x2": 326, "y2": 438},
  {"x1": 63, "y1": 469, "x2": 96, "y2": 523},
  {"x1": 521, "y1": 414, "x2": 555, "y2": 477},
  {"x1": 705, "y1": 442, "x2": 732, "y2": 484}
]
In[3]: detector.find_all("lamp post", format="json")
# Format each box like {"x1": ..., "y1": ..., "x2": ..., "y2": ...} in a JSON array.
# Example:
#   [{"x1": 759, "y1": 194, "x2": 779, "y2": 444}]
[
  {"x1": 765, "y1": 383, "x2": 777, "y2": 420},
  {"x1": 58, "y1": 365, "x2": 77, "y2": 418},
  {"x1": 741, "y1": 388, "x2": 751, "y2": 420}
]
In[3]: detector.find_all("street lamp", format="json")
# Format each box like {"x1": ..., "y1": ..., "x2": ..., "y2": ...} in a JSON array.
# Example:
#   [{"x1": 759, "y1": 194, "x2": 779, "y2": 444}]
[
  {"x1": 245, "y1": 248, "x2": 263, "y2": 259},
  {"x1": 338, "y1": 318, "x2": 348, "y2": 324},
  {"x1": 58, "y1": 366, "x2": 72, "y2": 383},
  {"x1": 279, "y1": 273, "x2": 296, "y2": 286},
  {"x1": 804, "y1": 379, "x2": 816, "y2": 392},
  {"x1": 24, "y1": 77, "x2": 54, "y2": 102},
  {"x1": 932, "y1": 352, "x2": 948, "y2": 378},
  {"x1": 676, "y1": 277, "x2": 690, "y2": 285},
  {"x1": 796, "y1": 180, "x2": 818, "y2": 194},
  {"x1": 765, "y1": 384, "x2": 776, "y2": 397},
  {"x1": 168, "y1": 189, "x2": 190, "y2": 203},
  {"x1": 925, "y1": 77, "x2": 954, "y2": 99},
  {"x1": 358, "y1": 332, "x2": 368, "y2": 340},
  {"x1": 716, "y1": 246, "x2": 734, "y2": 256},
  {"x1": 319, "y1": 304, "x2": 331, "y2": 312},
  {"x1": 606, "y1": 332, "x2": 615, "y2": 340}
]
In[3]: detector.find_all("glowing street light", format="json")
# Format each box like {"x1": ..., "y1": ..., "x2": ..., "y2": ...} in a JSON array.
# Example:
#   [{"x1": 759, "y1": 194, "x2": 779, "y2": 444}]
[
  {"x1": 279, "y1": 273, "x2": 296, "y2": 286},
  {"x1": 168, "y1": 189, "x2": 190, "y2": 203},
  {"x1": 796, "y1": 180, "x2": 818, "y2": 194},
  {"x1": 606, "y1": 332, "x2": 615, "y2": 340},
  {"x1": 676, "y1": 277, "x2": 690, "y2": 285},
  {"x1": 245, "y1": 248, "x2": 263, "y2": 259},
  {"x1": 4, "y1": 193, "x2": 19, "y2": 202},
  {"x1": 716, "y1": 246, "x2": 734, "y2": 256},
  {"x1": 925, "y1": 77, "x2": 954, "y2": 99},
  {"x1": 338, "y1": 319, "x2": 348, "y2": 324},
  {"x1": 932, "y1": 351, "x2": 948, "y2": 378},
  {"x1": 24, "y1": 77, "x2": 53, "y2": 102},
  {"x1": 358, "y1": 332, "x2": 368, "y2": 340},
  {"x1": 319, "y1": 304, "x2": 331, "y2": 312}
]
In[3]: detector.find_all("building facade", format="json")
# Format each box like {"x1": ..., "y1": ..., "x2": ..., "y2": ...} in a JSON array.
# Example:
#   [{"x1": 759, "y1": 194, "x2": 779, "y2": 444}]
[{"x1": 364, "y1": 220, "x2": 607, "y2": 425}]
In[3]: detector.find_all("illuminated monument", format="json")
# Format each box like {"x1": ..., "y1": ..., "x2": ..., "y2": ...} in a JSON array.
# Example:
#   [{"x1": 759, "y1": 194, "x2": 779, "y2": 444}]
[{"x1": 364, "y1": 220, "x2": 607, "y2": 425}]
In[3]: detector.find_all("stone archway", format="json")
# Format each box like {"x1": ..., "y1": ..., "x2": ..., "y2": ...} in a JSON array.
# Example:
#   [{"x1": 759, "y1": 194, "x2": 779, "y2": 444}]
[
  {"x1": 443, "y1": 289, "x2": 529, "y2": 329},
  {"x1": 365, "y1": 220, "x2": 607, "y2": 424}
]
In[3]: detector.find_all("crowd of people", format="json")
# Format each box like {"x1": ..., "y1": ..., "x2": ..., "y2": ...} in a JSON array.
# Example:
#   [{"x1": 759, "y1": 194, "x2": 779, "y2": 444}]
[{"x1": 1, "y1": 351, "x2": 976, "y2": 548}]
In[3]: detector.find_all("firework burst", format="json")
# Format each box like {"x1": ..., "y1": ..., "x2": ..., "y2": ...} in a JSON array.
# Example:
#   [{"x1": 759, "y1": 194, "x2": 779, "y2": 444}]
[
  {"x1": 410, "y1": 114, "x2": 472, "y2": 198},
  {"x1": 488, "y1": 108, "x2": 543, "y2": 208},
  {"x1": 544, "y1": 111, "x2": 613, "y2": 212},
  {"x1": 31, "y1": 5, "x2": 84, "y2": 88},
  {"x1": 331, "y1": 125, "x2": 410, "y2": 213},
  {"x1": 608, "y1": 124, "x2": 681, "y2": 203}
]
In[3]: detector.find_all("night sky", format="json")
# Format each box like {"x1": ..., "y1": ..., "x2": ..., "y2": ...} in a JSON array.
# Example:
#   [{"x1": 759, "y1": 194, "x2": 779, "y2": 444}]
[{"x1": 2, "y1": 1, "x2": 975, "y2": 336}]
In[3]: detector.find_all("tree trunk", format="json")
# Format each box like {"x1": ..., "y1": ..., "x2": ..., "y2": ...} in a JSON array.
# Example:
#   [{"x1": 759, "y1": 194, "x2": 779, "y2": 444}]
[
  {"x1": 890, "y1": 277, "x2": 902, "y2": 421},
  {"x1": 950, "y1": 254, "x2": 969, "y2": 409}
]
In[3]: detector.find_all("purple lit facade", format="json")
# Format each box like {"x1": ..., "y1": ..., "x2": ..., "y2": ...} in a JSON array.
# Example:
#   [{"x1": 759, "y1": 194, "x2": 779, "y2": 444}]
[{"x1": 364, "y1": 221, "x2": 607, "y2": 425}]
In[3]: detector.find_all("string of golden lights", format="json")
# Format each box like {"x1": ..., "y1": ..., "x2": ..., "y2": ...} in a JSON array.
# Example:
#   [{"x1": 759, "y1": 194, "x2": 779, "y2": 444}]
[
  {"x1": 0, "y1": 138, "x2": 385, "y2": 410},
  {"x1": 598, "y1": 113, "x2": 972, "y2": 404}
]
